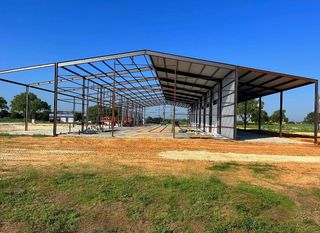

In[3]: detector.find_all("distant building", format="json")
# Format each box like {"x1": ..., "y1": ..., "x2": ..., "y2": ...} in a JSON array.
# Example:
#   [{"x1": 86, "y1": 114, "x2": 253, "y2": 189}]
[{"x1": 49, "y1": 112, "x2": 74, "y2": 123}]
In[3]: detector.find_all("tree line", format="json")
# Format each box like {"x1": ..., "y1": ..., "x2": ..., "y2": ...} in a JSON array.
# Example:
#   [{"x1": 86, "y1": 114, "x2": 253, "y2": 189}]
[
  {"x1": 237, "y1": 99, "x2": 317, "y2": 124},
  {"x1": 0, "y1": 94, "x2": 318, "y2": 124},
  {"x1": 0, "y1": 92, "x2": 50, "y2": 121}
]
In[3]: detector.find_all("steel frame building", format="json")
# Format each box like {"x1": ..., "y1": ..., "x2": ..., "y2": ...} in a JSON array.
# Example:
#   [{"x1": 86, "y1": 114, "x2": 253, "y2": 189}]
[{"x1": 0, "y1": 50, "x2": 318, "y2": 142}]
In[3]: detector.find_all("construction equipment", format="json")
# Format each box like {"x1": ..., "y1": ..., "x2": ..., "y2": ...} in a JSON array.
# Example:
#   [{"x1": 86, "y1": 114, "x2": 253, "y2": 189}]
[
  {"x1": 122, "y1": 116, "x2": 134, "y2": 127},
  {"x1": 101, "y1": 116, "x2": 116, "y2": 127}
]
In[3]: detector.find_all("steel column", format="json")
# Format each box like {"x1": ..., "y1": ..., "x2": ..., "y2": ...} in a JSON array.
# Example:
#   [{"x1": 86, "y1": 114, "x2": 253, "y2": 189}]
[
  {"x1": 73, "y1": 96, "x2": 76, "y2": 127},
  {"x1": 234, "y1": 69, "x2": 238, "y2": 140},
  {"x1": 203, "y1": 93, "x2": 206, "y2": 131},
  {"x1": 25, "y1": 86, "x2": 29, "y2": 131},
  {"x1": 86, "y1": 80, "x2": 89, "y2": 130},
  {"x1": 81, "y1": 78, "x2": 85, "y2": 132},
  {"x1": 258, "y1": 97, "x2": 262, "y2": 133},
  {"x1": 244, "y1": 100, "x2": 247, "y2": 130},
  {"x1": 314, "y1": 81, "x2": 319, "y2": 144},
  {"x1": 279, "y1": 91, "x2": 283, "y2": 137},
  {"x1": 209, "y1": 90, "x2": 213, "y2": 132},
  {"x1": 218, "y1": 81, "x2": 222, "y2": 134},
  {"x1": 111, "y1": 60, "x2": 116, "y2": 137},
  {"x1": 198, "y1": 100, "x2": 202, "y2": 129},
  {"x1": 195, "y1": 103, "x2": 198, "y2": 128},
  {"x1": 53, "y1": 63, "x2": 58, "y2": 136},
  {"x1": 172, "y1": 62, "x2": 177, "y2": 138}
]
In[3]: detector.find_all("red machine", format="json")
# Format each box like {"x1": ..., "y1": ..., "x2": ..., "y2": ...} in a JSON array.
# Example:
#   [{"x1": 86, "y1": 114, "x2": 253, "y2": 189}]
[
  {"x1": 122, "y1": 116, "x2": 134, "y2": 127},
  {"x1": 101, "y1": 116, "x2": 116, "y2": 127}
]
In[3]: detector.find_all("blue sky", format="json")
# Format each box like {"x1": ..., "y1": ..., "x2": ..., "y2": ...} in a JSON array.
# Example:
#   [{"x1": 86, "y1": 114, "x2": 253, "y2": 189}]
[{"x1": 1, "y1": 0, "x2": 320, "y2": 121}]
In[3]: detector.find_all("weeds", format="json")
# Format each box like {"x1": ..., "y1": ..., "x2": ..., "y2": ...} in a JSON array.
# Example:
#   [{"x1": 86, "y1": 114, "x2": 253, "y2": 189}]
[
  {"x1": 0, "y1": 169, "x2": 319, "y2": 232},
  {"x1": 0, "y1": 170, "x2": 79, "y2": 233},
  {"x1": 313, "y1": 188, "x2": 320, "y2": 201},
  {"x1": 208, "y1": 162, "x2": 239, "y2": 171}
]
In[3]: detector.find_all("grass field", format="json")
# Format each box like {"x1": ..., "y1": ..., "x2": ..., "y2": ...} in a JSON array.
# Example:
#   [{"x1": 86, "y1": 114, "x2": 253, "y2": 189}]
[
  {"x1": 239, "y1": 123, "x2": 315, "y2": 133},
  {"x1": 1, "y1": 136, "x2": 320, "y2": 232}
]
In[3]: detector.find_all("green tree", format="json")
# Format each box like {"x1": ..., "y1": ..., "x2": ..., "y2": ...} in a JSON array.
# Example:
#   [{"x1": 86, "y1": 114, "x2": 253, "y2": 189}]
[
  {"x1": 145, "y1": 116, "x2": 163, "y2": 124},
  {"x1": 237, "y1": 99, "x2": 265, "y2": 124},
  {"x1": 87, "y1": 105, "x2": 119, "y2": 121},
  {"x1": 0, "y1": 97, "x2": 8, "y2": 110},
  {"x1": 304, "y1": 112, "x2": 319, "y2": 124},
  {"x1": 11, "y1": 92, "x2": 51, "y2": 120},
  {"x1": 269, "y1": 110, "x2": 288, "y2": 123},
  {"x1": 251, "y1": 110, "x2": 269, "y2": 124}
]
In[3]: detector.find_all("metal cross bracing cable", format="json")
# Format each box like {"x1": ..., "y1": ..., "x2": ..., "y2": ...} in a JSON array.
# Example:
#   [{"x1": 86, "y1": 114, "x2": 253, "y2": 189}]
[
  {"x1": 123, "y1": 56, "x2": 165, "y2": 105},
  {"x1": 89, "y1": 61, "x2": 164, "y2": 106},
  {"x1": 60, "y1": 66, "x2": 159, "y2": 107},
  {"x1": 101, "y1": 59, "x2": 163, "y2": 106},
  {"x1": 85, "y1": 62, "x2": 156, "y2": 106},
  {"x1": 143, "y1": 54, "x2": 168, "y2": 105},
  {"x1": 28, "y1": 67, "x2": 153, "y2": 87}
]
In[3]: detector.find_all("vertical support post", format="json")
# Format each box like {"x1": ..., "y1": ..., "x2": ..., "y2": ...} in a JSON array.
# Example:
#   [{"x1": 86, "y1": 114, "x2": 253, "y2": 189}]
[
  {"x1": 234, "y1": 68, "x2": 238, "y2": 140},
  {"x1": 135, "y1": 104, "x2": 138, "y2": 125},
  {"x1": 131, "y1": 101, "x2": 134, "y2": 125},
  {"x1": 53, "y1": 63, "x2": 58, "y2": 136},
  {"x1": 72, "y1": 96, "x2": 75, "y2": 127},
  {"x1": 172, "y1": 61, "x2": 177, "y2": 138},
  {"x1": 126, "y1": 99, "x2": 129, "y2": 121},
  {"x1": 314, "y1": 81, "x2": 319, "y2": 144},
  {"x1": 81, "y1": 77, "x2": 85, "y2": 132},
  {"x1": 195, "y1": 103, "x2": 198, "y2": 128},
  {"x1": 218, "y1": 81, "x2": 222, "y2": 134},
  {"x1": 119, "y1": 96, "x2": 123, "y2": 127},
  {"x1": 209, "y1": 90, "x2": 213, "y2": 133},
  {"x1": 198, "y1": 101, "x2": 201, "y2": 129},
  {"x1": 25, "y1": 86, "x2": 29, "y2": 131},
  {"x1": 111, "y1": 60, "x2": 116, "y2": 137},
  {"x1": 99, "y1": 86, "x2": 103, "y2": 130},
  {"x1": 172, "y1": 61, "x2": 178, "y2": 138},
  {"x1": 86, "y1": 80, "x2": 89, "y2": 130},
  {"x1": 203, "y1": 93, "x2": 206, "y2": 132},
  {"x1": 279, "y1": 91, "x2": 283, "y2": 137},
  {"x1": 143, "y1": 106, "x2": 145, "y2": 125},
  {"x1": 96, "y1": 86, "x2": 99, "y2": 128},
  {"x1": 244, "y1": 100, "x2": 247, "y2": 130},
  {"x1": 258, "y1": 96, "x2": 262, "y2": 134},
  {"x1": 102, "y1": 88, "x2": 106, "y2": 131}
]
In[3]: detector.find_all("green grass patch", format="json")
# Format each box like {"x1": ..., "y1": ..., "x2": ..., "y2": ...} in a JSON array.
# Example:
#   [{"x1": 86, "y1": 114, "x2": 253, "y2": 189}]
[
  {"x1": 0, "y1": 170, "x2": 79, "y2": 232},
  {"x1": 0, "y1": 133, "x2": 16, "y2": 138},
  {"x1": 0, "y1": 118, "x2": 26, "y2": 123},
  {"x1": 1, "y1": 168, "x2": 319, "y2": 232},
  {"x1": 247, "y1": 163, "x2": 278, "y2": 174},
  {"x1": 313, "y1": 188, "x2": 320, "y2": 201},
  {"x1": 0, "y1": 133, "x2": 49, "y2": 138},
  {"x1": 208, "y1": 162, "x2": 239, "y2": 171},
  {"x1": 232, "y1": 182, "x2": 294, "y2": 216},
  {"x1": 32, "y1": 134, "x2": 49, "y2": 138},
  {"x1": 241, "y1": 123, "x2": 314, "y2": 133}
]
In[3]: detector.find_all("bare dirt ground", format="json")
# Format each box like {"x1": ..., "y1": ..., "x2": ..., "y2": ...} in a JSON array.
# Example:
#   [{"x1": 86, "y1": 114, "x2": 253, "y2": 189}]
[
  {"x1": 1, "y1": 135, "x2": 320, "y2": 230},
  {"x1": 1, "y1": 136, "x2": 320, "y2": 186},
  {"x1": 160, "y1": 150, "x2": 320, "y2": 163}
]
